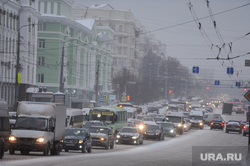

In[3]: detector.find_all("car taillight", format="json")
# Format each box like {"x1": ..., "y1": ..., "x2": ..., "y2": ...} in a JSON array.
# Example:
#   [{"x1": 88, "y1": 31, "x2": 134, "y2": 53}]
[
  {"x1": 238, "y1": 125, "x2": 241, "y2": 127},
  {"x1": 211, "y1": 122, "x2": 214, "y2": 125},
  {"x1": 222, "y1": 121, "x2": 225, "y2": 123},
  {"x1": 243, "y1": 126, "x2": 248, "y2": 129},
  {"x1": 226, "y1": 124, "x2": 229, "y2": 127},
  {"x1": 221, "y1": 123, "x2": 224, "y2": 126}
]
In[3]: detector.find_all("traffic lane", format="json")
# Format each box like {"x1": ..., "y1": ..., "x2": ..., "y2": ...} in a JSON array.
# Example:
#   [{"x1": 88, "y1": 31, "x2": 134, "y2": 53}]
[
  {"x1": 212, "y1": 107, "x2": 246, "y2": 122},
  {"x1": 1, "y1": 135, "x2": 175, "y2": 161},
  {"x1": 2, "y1": 126, "x2": 247, "y2": 166}
]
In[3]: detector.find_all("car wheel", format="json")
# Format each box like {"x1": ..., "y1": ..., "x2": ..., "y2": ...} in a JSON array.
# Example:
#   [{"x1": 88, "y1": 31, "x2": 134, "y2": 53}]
[
  {"x1": 87, "y1": 146, "x2": 92, "y2": 153},
  {"x1": 210, "y1": 127, "x2": 212, "y2": 130},
  {"x1": 105, "y1": 142, "x2": 110, "y2": 150},
  {"x1": 43, "y1": 143, "x2": 49, "y2": 156},
  {"x1": 136, "y1": 139, "x2": 139, "y2": 145},
  {"x1": 82, "y1": 144, "x2": 87, "y2": 153},
  {"x1": 110, "y1": 140, "x2": 114, "y2": 149},
  {"x1": 140, "y1": 139, "x2": 143, "y2": 145}
]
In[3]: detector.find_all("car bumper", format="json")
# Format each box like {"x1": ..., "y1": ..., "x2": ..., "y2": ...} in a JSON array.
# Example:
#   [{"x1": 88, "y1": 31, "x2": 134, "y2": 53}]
[
  {"x1": 9, "y1": 142, "x2": 47, "y2": 152},
  {"x1": 116, "y1": 138, "x2": 138, "y2": 144},
  {"x1": 63, "y1": 143, "x2": 84, "y2": 150},
  {"x1": 143, "y1": 134, "x2": 161, "y2": 140}
]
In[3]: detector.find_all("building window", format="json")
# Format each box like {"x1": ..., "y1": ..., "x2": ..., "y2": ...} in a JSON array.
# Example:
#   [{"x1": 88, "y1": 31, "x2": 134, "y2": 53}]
[
  {"x1": 38, "y1": 57, "x2": 45, "y2": 66},
  {"x1": 38, "y1": 74, "x2": 44, "y2": 83},
  {"x1": 118, "y1": 48, "x2": 122, "y2": 54},
  {"x1": 38, "y1": 22, "x2": 46, "y2": 31},
  {"x1": 119, "y1": 37, "x2": 122, "y2": 43},
  {"x1": 28, "y1": 17, "x2": 31, "y2": 32},
  {"x1": 119, "y1": 25, "x2": 123, "y2": 32},
  {"x1": 110, "y1": 25, "x2": 115, "y2": 31},
  {"x1": 38, "y1": 39, "x2": 45, "y2": 48}
]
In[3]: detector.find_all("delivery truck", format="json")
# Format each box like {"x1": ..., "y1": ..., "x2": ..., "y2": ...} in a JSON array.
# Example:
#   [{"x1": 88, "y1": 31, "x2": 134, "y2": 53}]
[
  {"x1": 9, "y1": 101, "x2": 66, "y2": 156},
  {"x1": 222, "y1": 103, "x2": 233, "y2": 115}
]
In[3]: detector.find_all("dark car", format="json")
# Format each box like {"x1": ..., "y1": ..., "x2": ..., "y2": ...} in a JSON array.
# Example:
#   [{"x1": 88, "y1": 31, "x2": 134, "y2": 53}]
[
  {"x1": 225, "y1": 122, "x2": 242, "y2": 134},
  {"x1": 243, "y1": 124, "x2": 249, "y2": 136},
  {"x1": 210, "y1": 119, "x2": 224, "y2": 130},
  {"x1": 89, "y1": 126, "x2": 114, "y2": 149},
  {"x1": 156, "y1": 122, "x2": 176, "y2": 137},
  {"x1": 63, "y1": 128, "x2": 92, "y2": 153},
  {"x1": 0, "y1": 139, "x2": 4, "y2": 159},
  {"x1": 83, "y1": 121, "x2": 106, "y2": 129},
  {"x1": 143, "y1": 124, "x2": 164, "y2": 140},
  {"x1": 116, "y1": 127, "x2": 143, "y2": 145}
]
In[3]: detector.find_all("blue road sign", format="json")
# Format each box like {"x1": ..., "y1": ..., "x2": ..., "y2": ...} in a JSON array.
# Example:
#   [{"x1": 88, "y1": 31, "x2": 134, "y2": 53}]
[
  {"x1": 236, "y1": 82, "x2": 241, "y2": 87},
  {"x1": 215, "y1": 80, "x2": 220, "y2": 85},
  {"x1": 192, "y1": 66, "x2": 199, "y2": 74}
]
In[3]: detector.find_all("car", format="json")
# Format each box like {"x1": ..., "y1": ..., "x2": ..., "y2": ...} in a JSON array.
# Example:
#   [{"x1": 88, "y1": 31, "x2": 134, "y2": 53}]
[
  {"x1": 243, "y1": 123, "x2": 249, "y2": 136},
  {"x1": 143, "y1": 124, "x2": 164, "y2": 140},
  {"x1": 183, "y1": 118, "x2": 191, "y2": 132},
  {"x1": 63, "y1": 128, "x2": 92, "y2": 153},
  {"x1": 156, "y1": 122, "x2": 176, "y2": 137},
  {"x1": 210, "y1": 119, "x2": 224, "y2": 130},
  {"x1": 153, "y1": 117, "x2": 165, "y2": 122},
  {"x1": 234, "y1": 106, "x2": 244, "y2": 114},
  {"x1": 83, "y1": 121, "x2": 106, "y2": 129},
  {"x1": 89, "y1": 126, "x2": 115, "y2": 149},
  {"x1": 0, "y1": 138, "x2": 4, "y2": 159},
  {"x1": 116, "y1": 127, "x2": 143, "y2": 145},
  {"x1": 225, "y1": 122, "x2": 242, "y2": 134}
]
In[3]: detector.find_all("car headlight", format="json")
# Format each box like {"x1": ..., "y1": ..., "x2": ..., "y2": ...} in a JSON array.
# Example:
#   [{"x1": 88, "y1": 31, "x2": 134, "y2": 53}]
[
  {"x1": 36, "y1": 137, "x2": 45, "y2": 143},
  {"x1": 170, "y1": 129, "x2": 174, "y2": 133},
  {"x1": 116, "y1": 135, "x2": 121, "y2": 139},
  {"x1": 100, "y1": 137, "x2": 105, "y2": 141},
  {"x1": 60, "y1": 140, "x2": 64, "y2": 143},
  {"x1": 177, "y1": 123, "x2": 182, "y2": 127},
  {"x1": 155, "y1": 132, "x2": 159, "y2": 135},
  {"x1": 79, "y1": 140, "x2": 83, "y2": 144},
  {"x1": 9, "y1": 136, "x2": 17, "y2": 142},
  {"x1": 132, "y1": 136, "x2": 137, "y2": 139},
  {"x1": 183, "y1": 124, "x2": 187, "y2": 128},
  {"x1": 199, "y1": 122, "x2": 203, "y2": 126}
]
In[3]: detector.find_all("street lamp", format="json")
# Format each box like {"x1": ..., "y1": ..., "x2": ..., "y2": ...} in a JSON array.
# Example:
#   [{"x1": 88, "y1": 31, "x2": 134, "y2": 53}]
[{"x1": 14, "y1": 23, "x2": 35, "y2": 109}]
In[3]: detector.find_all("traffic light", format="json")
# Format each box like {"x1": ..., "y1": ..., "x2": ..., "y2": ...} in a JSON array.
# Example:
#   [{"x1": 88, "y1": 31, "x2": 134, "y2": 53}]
[
  {"x1": 206, "y1": 86, "x2": 210, "y2": 90},
  {"x1": 244, "y1": 88, "x2": 247, "y2": 92},
  {"x1": 169, "y1": 90, "x2": 172, "y2": 94},
  {"x1": 127, "y1": 95, "x2": 130, "y2": 101}
]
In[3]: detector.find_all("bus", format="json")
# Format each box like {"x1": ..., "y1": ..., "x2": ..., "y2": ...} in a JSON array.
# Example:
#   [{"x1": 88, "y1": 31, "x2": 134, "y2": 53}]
[
  {"x1": 66, "y1": 108, "x2": 84, "y2": 128},
  {"x1": 88, "y1": 106, "x2": 127, "y2": 135}
]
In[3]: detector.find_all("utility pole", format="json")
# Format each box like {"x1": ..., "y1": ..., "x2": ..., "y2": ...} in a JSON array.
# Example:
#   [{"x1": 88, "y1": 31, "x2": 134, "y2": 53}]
[
  {"x1": 95, "y1": 60, "x2": 100, "y2": 106},
  {"x1": 14, "y1": 27, "x2": 21, "y2": 110},
  {"x1": 59, "y1": 42, "x2": 65, "y2": 93}
]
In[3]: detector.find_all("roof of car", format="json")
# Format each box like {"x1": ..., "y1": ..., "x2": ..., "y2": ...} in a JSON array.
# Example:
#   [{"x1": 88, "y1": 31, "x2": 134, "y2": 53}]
[{"x1": 89, "y1": 125, "x2": 111, "y2": 129}]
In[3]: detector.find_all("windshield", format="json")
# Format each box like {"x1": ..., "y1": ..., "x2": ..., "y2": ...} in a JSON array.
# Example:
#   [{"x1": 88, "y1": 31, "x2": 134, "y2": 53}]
[
  {"x1": 89, "y1": 127, "x2": 109, "y2": 134},
  {"x1": 145, "y1": 125, "x2": 160, "y2": 130},
  {"x1": 15, "y1": 117, "x2": 47, "y2": 131},
  {"x1": 84, "y1": 122, "x2": 103, "y2": 128},
  {"x1": 89, "y1": 110, "x2": 114, "y2": 122},
  {"x1": 159, "y1": 123, "x2": 173, "y2": 128},
  {"x1": 121, "y1": 128, "x2": 137, "y2": 133},
  {"x1": 165, "y1": 116, "x2": 182, "y2": 123},
  {"x1": 65, "y1": 129, "x2": 85, "y2": 137},
  {"x1": 189, "y1": 116, "x2": 203, "y2": 120}
]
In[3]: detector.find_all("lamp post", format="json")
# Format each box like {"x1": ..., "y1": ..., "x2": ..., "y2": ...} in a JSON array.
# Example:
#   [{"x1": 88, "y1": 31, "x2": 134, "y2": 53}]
[{"x1": 14, "y1": 24, "x2": 34, "y2": 110}]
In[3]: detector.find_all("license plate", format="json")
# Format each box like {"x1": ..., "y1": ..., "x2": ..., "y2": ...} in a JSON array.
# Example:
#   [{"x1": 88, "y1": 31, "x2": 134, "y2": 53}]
[{"x1": 65, "y1": 144, "x2": 75, "y2": 146}]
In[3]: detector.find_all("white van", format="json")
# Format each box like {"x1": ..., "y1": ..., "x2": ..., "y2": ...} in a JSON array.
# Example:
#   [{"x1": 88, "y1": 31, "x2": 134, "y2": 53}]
[
  {"x1": 204, "y1": 113, "x2": 221, "y2": 125},
  {"x1": 66, "y1": 108, "x2": 84, "y2": 128}
]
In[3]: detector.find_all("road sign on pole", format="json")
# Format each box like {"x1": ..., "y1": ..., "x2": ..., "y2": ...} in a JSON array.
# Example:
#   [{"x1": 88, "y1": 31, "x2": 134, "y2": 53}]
[{"x1": 244, "y1": 90, "x2": 250, "y2": 102}]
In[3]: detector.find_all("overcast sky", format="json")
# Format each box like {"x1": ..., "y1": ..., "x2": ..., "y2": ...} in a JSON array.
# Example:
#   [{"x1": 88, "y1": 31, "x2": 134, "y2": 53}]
[{"x1": 73, "y1": 0, "x2": 250, "y2": 87}]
